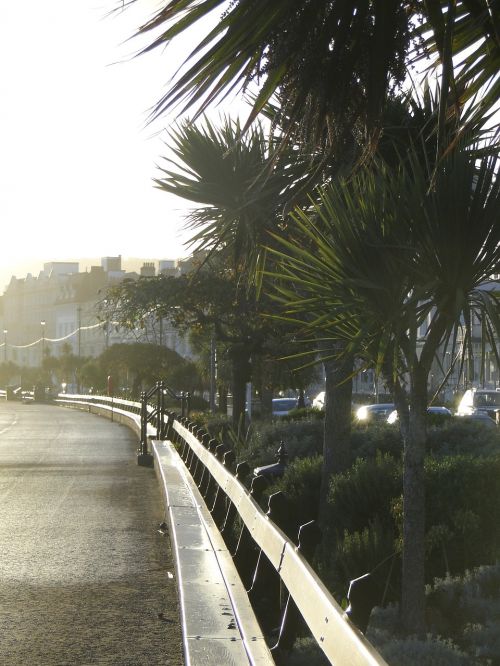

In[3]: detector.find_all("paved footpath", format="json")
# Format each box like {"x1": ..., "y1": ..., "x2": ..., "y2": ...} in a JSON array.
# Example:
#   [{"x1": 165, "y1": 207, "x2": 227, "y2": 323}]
[{"x1": 0, "y1": 400, "x2": 184, "y2": 666}]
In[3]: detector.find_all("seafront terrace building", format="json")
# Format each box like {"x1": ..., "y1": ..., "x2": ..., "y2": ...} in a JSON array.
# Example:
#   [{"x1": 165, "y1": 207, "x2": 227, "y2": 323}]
[{"x1": 0, "y1": 256, "x2": 192, "y2": 368}]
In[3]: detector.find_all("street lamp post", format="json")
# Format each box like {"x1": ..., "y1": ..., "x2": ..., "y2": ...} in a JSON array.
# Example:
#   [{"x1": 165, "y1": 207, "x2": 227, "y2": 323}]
[
  {"x1": 77, "y1": 306, "x2": 82, "y2": 358},
  {"x1": 40, "y1": 320, "x2": 46, "y2": 366},
  {"x1": 77, "y1": 306, "x2": 82, "y2": 394}
]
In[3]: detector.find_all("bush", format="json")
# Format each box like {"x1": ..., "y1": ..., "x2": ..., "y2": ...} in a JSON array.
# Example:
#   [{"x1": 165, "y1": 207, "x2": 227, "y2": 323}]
[
  {"x1": 331, "y1": 517, "x2": 401, "y2": 603},
  {"x1": 278, "y1": 406, "x2": 325, "y2": 422},
  {"x1": 327, "y1": 452, "x2": 402, "y2": 535},
  {"x1": 424, "y1": 455, "x2": 500, "y2": 578},
  {"x1": 318, "y1": 453, "x2": 402, "y2": 598},
  {"x1": 350, "y1": 422, "x2": 403, "y2": 460},
  {"x1": 426, "y1": 564, "x2": 500, "y2": 661},
  {"x1": 367, "y1": 565, "x2": 500, "y2": 664},
  {"x1": 286, "y1": 637, "x2": 330, "y2": 665},
  {"x1": 244, "y1": 419, "x2": 324, "y2": 468},
  {"x1": 368, "y1": 609, "x2": 471, "y2": 665},
  {"x1": 319, "y1": 451, "x2": 500, "y2": 602},
  {"x1": 426, "y1": 419, "x2": 500, "y2": 457},
  {"x1": 187, "y1": 394, "x2": 209, "y2": 411},
  {"x1": 374, "y1": 634, "x2": 471, "y2": 665},
  {"x1": 267, "y1": 455, "x2": 323, "y2": 530}
]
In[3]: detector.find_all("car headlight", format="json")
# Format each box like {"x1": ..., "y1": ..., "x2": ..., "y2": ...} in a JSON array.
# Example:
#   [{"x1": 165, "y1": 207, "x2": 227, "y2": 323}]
[{"x1": 356, "y1": 406, "x2": 368, "y2": 421}]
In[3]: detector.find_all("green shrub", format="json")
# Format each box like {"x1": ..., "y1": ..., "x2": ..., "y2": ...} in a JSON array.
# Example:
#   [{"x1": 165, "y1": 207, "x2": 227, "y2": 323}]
[
  {"x1": 426, "y1": 565, "x2": 500, "y2": 658},
  {"x1": 350, "y1": 422, "x2": 403, "y2": 460},
  {"x1": 426, "y1": 419, "x2": 500, "y2": 457},
  {"x1": 327, "y1": 452, "x2": 402, "y2": 535},
  {"x1": 245, "y1": 419, "x2": 324, "y2": 467},
  {"x1": 279, "y1": 406, "x2": 325, "y2": 422},
  {"x1": 366, "y1": 604, "x2": 480, "y2": 666},
  {"x1": 374, "y1": 634, "x2": 471, "y2": 665},
  {"x1": 318, "y1": 454, "x2": 402, "y2": 598},
  {"x1": 267, "y1": 455, "x2": 323, "y2": 529},
  {"x1": 424, "y1": 456, "x2": 500, "y2": 577},
  {"x1": 287, "y1": 637, "x2": 330, "y2": 665},
  {"x1": 187, "y1": 394, "x2": 209, "y2": 411},
  {"x1": 330, "y1": 517, "x2": 400, "y2": 603}
]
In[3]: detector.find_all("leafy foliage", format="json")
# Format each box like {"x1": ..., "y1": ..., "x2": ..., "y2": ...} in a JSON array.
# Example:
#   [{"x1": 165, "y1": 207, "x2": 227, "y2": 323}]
[
  {"x1": 155, "y1": 117, "x2": 311, "y2": 272},
  {"x1": 368, "y1": 565, "x2": 500, "y2": 664},
  {"x1": 266, "y1": 455, "x2": 323, "y2": 528},
  {"x1": 99, "y1": 342, "x2": 200, "y2": 397},
  {"x1": 125, "y1": 1, "x2": 500, "y2": 156}
]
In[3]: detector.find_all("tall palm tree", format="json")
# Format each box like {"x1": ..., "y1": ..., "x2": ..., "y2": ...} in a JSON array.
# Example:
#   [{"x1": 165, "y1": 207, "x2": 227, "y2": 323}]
[
  {"x1": 154, "y1": 116, "x2": 307, "y2": 275},
  {"x1": 151, "y1": 116, "x2": 317, "y2": 426},
  {"x1": 266, "y1": 144, "x2": 500, "y2": 634},
  {"x1": 122, "y1": 0, "x2": 500, "y2": 156}
]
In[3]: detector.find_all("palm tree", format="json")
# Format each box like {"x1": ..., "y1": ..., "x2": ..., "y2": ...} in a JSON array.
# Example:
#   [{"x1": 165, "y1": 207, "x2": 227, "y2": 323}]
[
  {"x1": 154, "y1": 116, "x2": 307, "y2": 275},
  {"x1": 122, "y1": 0, "x2": 500, "y2": 156},
  {"x1": 266, "y1": 144, "x2": 500, "y2": 634}
]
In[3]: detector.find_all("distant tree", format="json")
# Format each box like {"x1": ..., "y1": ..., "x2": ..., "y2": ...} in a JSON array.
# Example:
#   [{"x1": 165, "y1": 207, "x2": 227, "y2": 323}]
[
  {"x1": 57, "y1": 342, "x2": 80, "y2": 388},
  {"x1": 0, "y1": 361, "x2": 20, "y2": 387},
  {"x1": 79, "y1": 359, "x2": 107, "y2": 394},
  {"x1": 99, "y1": 342, "x2": 201, "y2": 398},
  {"x1": 102, "y1": 255, "x2": 307, "y2": 426}
]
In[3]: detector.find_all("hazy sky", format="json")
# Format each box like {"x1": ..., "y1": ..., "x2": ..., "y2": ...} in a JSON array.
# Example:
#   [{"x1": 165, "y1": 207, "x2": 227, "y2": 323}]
[{"x1": 0, "y1": 1, "x2": 223, "y2": 288}]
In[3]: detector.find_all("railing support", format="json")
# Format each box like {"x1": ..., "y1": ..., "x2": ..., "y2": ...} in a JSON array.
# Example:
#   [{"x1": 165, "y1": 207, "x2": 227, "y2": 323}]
[
  {"x1": 137, "y1": 390, "x2": 154, "y2": 467},
  {"x1": 272, "y1": 520, "x2": 322, "y2": 658},
  {"x1": 156, "y1": 381, "x2": 165, "y2": 440}
]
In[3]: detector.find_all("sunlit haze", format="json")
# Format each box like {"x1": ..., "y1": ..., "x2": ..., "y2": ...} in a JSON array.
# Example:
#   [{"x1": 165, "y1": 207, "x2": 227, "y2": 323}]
[{"x1": 0, "y1": 1, "x2": 216, "y2": 291}]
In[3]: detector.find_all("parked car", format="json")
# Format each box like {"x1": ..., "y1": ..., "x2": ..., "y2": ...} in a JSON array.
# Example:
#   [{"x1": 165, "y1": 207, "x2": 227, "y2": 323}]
[
  {"x1": 355, "y1": 403, "x2": 395, "y2": 423},
  {"x1": 454, "y1": 412, "x2": 498, "y2": 428},
  {"x1": 386, "y1": 405, "x2": 452, "y2": 424},
  {"x1": 456, "y1": 388, "x2": 500, "y2": 421},
  {"x1": 272, "y1": 398, "x2": 299, "y2": 417}
]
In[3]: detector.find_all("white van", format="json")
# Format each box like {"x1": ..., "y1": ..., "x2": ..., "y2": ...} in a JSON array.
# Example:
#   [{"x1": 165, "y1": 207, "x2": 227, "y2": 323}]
[{"x1": 456, "y1": 388, "x2": 500, "y2": 421}]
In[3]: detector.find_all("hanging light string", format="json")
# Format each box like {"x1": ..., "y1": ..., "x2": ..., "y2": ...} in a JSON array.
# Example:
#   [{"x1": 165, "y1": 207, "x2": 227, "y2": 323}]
[{"x1": 0, "y1": 321, "x2": 121, "y2": 350}]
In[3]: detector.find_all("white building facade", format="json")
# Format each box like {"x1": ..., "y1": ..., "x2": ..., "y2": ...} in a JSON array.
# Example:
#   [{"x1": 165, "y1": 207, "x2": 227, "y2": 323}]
[{"x1": 0, "y1": 256, "x2": 192, "y2": 367}]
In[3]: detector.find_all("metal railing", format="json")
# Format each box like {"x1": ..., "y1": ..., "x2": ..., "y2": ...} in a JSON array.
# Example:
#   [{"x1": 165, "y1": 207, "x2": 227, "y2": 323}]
[
  {"x1": 56, "y1": 387, "x2": 387, "y2": 665},
  {"x1": 137, "y1": 381, "x2": 190, "y2": 465},
  {"x1": 164, "y1": 416, "x2": 387, "y2": 665}
]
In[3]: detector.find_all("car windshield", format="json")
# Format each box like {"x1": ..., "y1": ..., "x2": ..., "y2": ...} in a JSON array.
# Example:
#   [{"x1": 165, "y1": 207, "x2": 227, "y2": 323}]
[{"x1": 475, "y1": 392, "x2": 500, "y2": 407}]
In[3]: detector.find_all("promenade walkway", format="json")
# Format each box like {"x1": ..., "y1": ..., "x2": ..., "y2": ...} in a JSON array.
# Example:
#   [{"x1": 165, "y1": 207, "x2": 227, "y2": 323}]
[{"x1": 0, "y1": 401, "x2": 183, "y2": 666}]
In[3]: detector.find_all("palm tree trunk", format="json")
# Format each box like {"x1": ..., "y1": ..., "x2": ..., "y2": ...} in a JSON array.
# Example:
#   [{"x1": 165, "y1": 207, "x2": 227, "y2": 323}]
[
  {"x1": 318, "y1": 341, "x2": 354, "y2": 524},
  {"x1": 229, "y1": 346, "x2": 251, "y2": 430},
  {"x1": 401, "y1": 368, "x2": 427, "y2": 636}
]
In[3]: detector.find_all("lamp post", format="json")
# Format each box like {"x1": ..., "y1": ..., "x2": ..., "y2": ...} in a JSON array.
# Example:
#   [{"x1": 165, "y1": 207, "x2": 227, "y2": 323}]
[
  {"x1": 103, "y1": 300, "x2": 109, "y2": 350},
  {"x1": 77, "y1": 306, "x2": 82, "y2": 358},
  {"x1": 76, "y1": 306, "x2": 82, "y2": 393},
  {"x1": 40, "y1": 320, "x2": 46, "y2": 366},
  {"x1": 3, "y1": 329, "x2": 7, "y2": 363}
]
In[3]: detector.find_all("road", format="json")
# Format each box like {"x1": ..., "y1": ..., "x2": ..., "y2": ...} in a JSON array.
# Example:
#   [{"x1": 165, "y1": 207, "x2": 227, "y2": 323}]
[{"x1": 0, "y1": 400, "x2": 184, "y2": 666}]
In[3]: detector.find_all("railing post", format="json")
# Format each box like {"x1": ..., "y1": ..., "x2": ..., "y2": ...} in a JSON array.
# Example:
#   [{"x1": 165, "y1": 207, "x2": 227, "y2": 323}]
[
  {"x1": 156, "y1": 381, "x2": 164, "y2": 440},
  {"x1": 200, "y1": 439, "x2": 218, "y2": 498},
  {"x1": 220, "y1": 461, "x2": 250, "y2": 550},
  {"x1": 210, "y1": 450, "x2": 235, "y2": 528},
  {"x1": 232, "y1": 475, "x2": 267, "y2": 588},
  {"x1": 345, "y1": 572, "x2": 379, "y2": 634},
  {"x1": 248, "y1": 491, "x2": 289, "y2": 632},
  {"x1": 137, "y1": 391, "x2": 154, "y2": 468},
  {"x1": 272, "y1": 520, "x2": 322, "y2": 658},
  {"x1": 160, "y1": 383, "x2": 166, "y2": 438}
]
